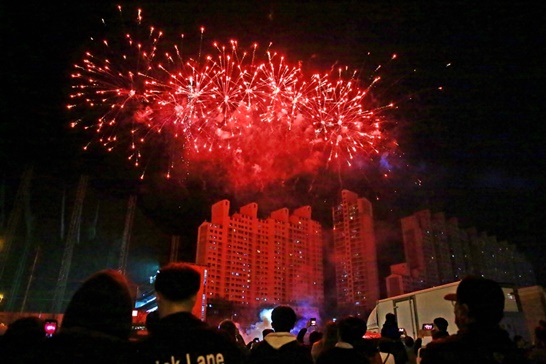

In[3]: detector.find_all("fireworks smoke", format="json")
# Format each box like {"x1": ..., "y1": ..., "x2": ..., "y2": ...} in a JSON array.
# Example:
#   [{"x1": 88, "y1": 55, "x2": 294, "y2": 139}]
[{"x1": 68, "y1": 7, "x2": 399, "y2": 192}]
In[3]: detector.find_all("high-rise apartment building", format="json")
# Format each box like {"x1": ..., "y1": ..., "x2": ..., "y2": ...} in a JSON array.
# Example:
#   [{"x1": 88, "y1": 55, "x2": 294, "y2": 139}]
[
  {"x1": 196, "y1": 200, "x2": 324, "y2": 309},
  {"x1": 431, "y1": 212, "x2": 455, "y2": 285},
  {"x1": 446, "y1": 217, "x2": 470, "y2": 280},
  {"x1": 332, "y1": 190, "x2": 380, "y2": 315},
  {"x1": 387, "y1": 209, "x2": 536, "y2": 297},
  {"x1": 401, "y1": 210, "x2": 440, "y2": 288}
]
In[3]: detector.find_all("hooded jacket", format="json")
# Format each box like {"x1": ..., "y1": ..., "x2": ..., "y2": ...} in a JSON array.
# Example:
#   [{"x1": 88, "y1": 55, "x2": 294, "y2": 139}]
[{"x1": 248, "y1": 331, "x2": 313, "y2": 364}]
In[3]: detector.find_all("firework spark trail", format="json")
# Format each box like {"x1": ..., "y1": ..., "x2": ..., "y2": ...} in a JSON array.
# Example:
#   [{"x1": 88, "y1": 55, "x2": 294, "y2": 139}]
[{"x1": 68, "y1": 7, "x2": 397, "y2": 187}]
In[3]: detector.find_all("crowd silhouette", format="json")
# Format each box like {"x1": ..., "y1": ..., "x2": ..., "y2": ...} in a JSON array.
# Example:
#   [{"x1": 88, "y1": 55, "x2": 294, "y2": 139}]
[{"x1": 0, "y1": 267, "x2": 543, "y2": 364}]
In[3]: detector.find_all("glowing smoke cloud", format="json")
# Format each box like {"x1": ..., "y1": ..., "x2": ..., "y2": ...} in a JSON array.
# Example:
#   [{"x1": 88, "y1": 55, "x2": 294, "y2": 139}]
[
  {"x1": 68, "y1": 7, "x2": 399, "y2": 190},
  {"x1": 240, "y1": 308, "x2": 273, "y2": 344},
  {"x1": 238, "y1": 306, "x2": 321, "y2": 344}
]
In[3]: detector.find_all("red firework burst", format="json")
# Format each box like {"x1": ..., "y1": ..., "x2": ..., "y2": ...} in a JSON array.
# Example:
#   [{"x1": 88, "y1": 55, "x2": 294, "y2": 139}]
[{"x1": 68, "y1": 7, "x2": 398, "y2": 187}]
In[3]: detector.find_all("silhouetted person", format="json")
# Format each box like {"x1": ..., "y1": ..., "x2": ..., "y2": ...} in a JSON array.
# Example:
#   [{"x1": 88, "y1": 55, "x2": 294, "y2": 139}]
[
  {"x1": 134, "y1": 262, "x2": 243, "y2": 364},
  {"x1": 381, "y1": 313, "x2": 402, "y2": 340},
  {"x1": 403, "y1": 336, "x2": 417, "y2": 364},
  {"x1": 528, "y1": 320, "x2": 546, "y2": 364},
  {"x1": 316, "y1": 316, "x2": 370, "y2": 364},
  {"x1": 31, "y1": 269, "x2": 134, "y2": 364},
  {"x1": 246, "y1": 328, "x2": 273, "y2": 351},
  {"x1": 262, "y1": 328, "x2": 274, "y2": 338},
  {"x1": 246, "y1": 337, "x2": 260, "y2": 350},
  {"x1": 421, "y1": 276, "x2": 528, "y2": 364},
  {"x1": 431, "y1": 317, "x2": 449, "y2": 341},
  {"x1": 145, "y1": 310, "x2": 160, "y2": 336},
  {"x1": 0, "y1": 316, "x2": 46, "y2": 363},
  {"x1": 248, "y1": 305, "x2": 313, "y2": 364},
  {"x1": 380, "y1": 313, "x2": 407, "y2": 364},
  {"x1": 311, "y1": 321, "x2": 338, "y2": 362},
  {"x1": 218, "y1": 319, "x2": 249, "y2": 356},
  {"x1": 309, "y1": 330, "x2": 323, "y2": 346}
]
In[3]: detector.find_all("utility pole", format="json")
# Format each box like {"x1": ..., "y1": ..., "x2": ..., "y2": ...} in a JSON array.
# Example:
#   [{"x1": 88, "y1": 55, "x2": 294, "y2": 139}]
[{"x1": 51, "y1": 175, "x2": 88, "y2": 313}]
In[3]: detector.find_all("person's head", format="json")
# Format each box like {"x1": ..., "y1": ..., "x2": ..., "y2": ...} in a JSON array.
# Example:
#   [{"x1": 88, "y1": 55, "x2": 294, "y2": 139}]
[
  {"x1": 271, "y1": 305, "x2": 297, "y2": 333},
  {"x1": 322, "y1": 320, "x2": 339, "y2": 345},
  {"x1": 145, "y1": 310, "x2": 160, "y2": 336},
  {"x1": 444, "y1": 276, "x2": 505, "y2": 329},
  {"x1": 218, "y1": 319, "x2": 238, "y2": 338},
  {"x1": 337, "y1": 316, "x2": 366, "y2": 345},
  {"x1": 154, "y1": 263, "x2": 201, "y2": 318},
  {"x1": 433, "y1": 317, "x2": 448, "y2": 333},
  {"x1": 62, "y1": 269, "x2": 133, "y2": 339},
  {"x1": 4, "y1": 316, "x2": 45, "y2": 342},
  {"x1": 384, "y1": 313, "x2": 397, "y2": 325},
  {"x1": 262, "y1": 328, "x2": 274, "y2": 339},
  {"x1": 309, "y1": 330, "x2": 323, "y2": 345}
]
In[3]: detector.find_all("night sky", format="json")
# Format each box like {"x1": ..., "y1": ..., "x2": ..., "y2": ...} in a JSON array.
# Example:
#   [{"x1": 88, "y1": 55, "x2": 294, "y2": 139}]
[{"x1": 1, "y1": 1, "x2": 545, "y2": 307}]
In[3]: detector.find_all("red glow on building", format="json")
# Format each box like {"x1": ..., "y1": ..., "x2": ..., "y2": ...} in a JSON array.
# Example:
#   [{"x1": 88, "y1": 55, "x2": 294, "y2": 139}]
[
  {"x1": 196, "y1": 200, "x2": 324, "y2": 310},
  {"x1": 332, "y1": 190, "x2": 380, "y2": 316}
]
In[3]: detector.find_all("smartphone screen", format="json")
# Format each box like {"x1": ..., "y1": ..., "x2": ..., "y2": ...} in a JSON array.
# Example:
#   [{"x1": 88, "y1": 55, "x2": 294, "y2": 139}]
[
  {"x1": 44, "y1": 320, "x2": 58, "y2": 337},
  {"x1": 422, "y1": 323, "x2": 433, "y2": 330},
  {"x1": 310, "y1": 318, "x2": 317, "y2": 326}
]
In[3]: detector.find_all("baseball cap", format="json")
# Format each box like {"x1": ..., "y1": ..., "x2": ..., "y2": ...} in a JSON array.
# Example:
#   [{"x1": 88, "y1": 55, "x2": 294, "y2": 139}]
[{"x1": 444, "y1": 276, "x2": 505, "y2": 324}]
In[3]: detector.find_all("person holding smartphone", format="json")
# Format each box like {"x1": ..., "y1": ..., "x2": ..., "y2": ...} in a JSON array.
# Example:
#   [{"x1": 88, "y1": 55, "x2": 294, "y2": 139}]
[
  {"x1": 29, "y1": 269, "x2": 135, "y2": 364},
  {"x1": 44, "y1": 320, "x2": 58, "y2": 338},
  {"x1": 0, "y1": 316, "x2": 46, "y2": 362},
  {"x1": 379, "y1": 313, "x2": 408, "y2": 364},
  {"x1": 431, "y1": 317, "x2": 449, "y2": 341}
]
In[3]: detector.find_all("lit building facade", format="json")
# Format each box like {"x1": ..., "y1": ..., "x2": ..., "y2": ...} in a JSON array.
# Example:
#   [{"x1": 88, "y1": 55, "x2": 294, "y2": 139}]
[
  {"x1": 196, "y1": 200, "x2": 324, "y2": 309},
  {"x1": 431, "y1": 213, "x2": 455, "y2": 285},
  {"x1": 332, "y1": 190, "x2": 380, "y2": 315},
  {"x1": 446, "y1": 217, "x2": 471, "y2": 280},
  {"x1": 401, "y1": 210, "x2": 440, "y2": 288},
  {"x1": 386, "y1": 209, "x2": 536, "y2": 297}
]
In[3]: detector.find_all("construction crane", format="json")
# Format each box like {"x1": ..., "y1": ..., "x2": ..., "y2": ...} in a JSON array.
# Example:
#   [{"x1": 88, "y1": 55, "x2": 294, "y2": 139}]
[
  {"x1": 51, "y1": 175, "x2": 88, "y2": 313},
  {"x1": 0, "y1": 168, "x2": 33, "y2": 293},
  {"x1": 5, "y1": 170, "x2": 35, "y2": 312},
  {"x1": 170, "y1": 235, "x2": 180, "y2": 262},
  {"x1": 20, "y1": 246, "x2": 40, "y2": 312},
  {"x1": 118, "y1": 195, "x2": 137, "y2": 275}
]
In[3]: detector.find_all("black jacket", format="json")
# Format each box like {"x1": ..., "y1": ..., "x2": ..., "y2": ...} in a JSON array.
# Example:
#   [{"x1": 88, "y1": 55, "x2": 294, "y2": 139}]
[
  {"x1": 420, "y1": 324, "x2": 529, "y2": 364},
  {"x1": 134, "y1": 312, "x2": 244, "y2": 364},
  {"x1": 30, "y1": 327, "x2": 133, "y2": 364},
  {"x1": 316, "y1": 344, "x2": 370, "y2": 364}
]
